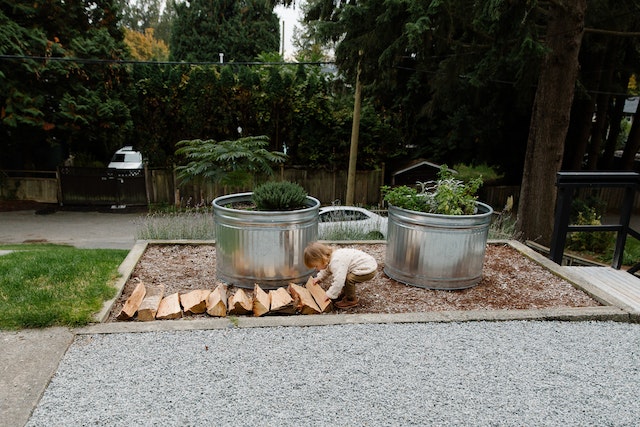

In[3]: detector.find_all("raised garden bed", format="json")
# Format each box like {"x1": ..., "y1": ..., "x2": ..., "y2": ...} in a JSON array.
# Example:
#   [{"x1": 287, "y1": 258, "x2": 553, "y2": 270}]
[{"x1": 105, "y1": 241, "x2": 602, "y2": 322}]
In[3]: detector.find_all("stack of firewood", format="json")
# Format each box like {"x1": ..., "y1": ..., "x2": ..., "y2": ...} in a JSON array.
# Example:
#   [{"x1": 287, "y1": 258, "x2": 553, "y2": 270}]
[{"x1": 116, "y1": 277, "x2": 332, "y2": 321}]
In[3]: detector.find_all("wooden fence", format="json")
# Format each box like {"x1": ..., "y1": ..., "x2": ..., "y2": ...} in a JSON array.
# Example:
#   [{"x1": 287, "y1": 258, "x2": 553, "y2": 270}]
[
  {"x1": 0, "y1": 168, "x2": 385, "y2": 207},
  {"x1": 3, "y1": 168, "x2": 640, "y2": 213},
  {"x1": 58, "y1": 167, "x2": 147, "y2": 206},
  {"x1": 478, "y1": 185, "x2": 640, "y2": 216},
  {"x1": 153, "y1": 168, "x2": 385, "y2": 207},
  {"x1": 0, "y1": 170, "x2": 58, "y2": 203}
]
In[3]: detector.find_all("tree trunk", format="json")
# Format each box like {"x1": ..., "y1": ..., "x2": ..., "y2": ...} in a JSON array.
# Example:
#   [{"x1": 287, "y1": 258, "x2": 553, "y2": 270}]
[
  {"x1": 586, "y1": 47, "x2": 616, "y2": 170},
  {"x1": 516, "y1": 0, "x2": 587, "y2": 246},
  {"x1": 563, "y1": 98, "x2": 595, "y2": 170}
]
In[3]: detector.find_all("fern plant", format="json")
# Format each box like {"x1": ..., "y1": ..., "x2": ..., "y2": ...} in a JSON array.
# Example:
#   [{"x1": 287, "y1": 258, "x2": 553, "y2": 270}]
[{"x1": 175, "y1": 135, "x2": 286, "y2": 188}]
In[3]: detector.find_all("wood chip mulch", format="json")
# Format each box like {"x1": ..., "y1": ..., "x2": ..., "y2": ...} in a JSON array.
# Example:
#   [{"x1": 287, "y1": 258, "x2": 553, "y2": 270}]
[{"x1": 107, "y1": 243, "x2": 601, "y2": 322}]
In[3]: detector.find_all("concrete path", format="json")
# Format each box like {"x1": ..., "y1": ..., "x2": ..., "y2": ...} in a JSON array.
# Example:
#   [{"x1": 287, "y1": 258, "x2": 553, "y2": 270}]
[
  {"x1": 1, "y1": 328, "x2": 74, "y2": 427},
  {"x1": 0, "y1": 209, "x2": 142, "y2": 250}
]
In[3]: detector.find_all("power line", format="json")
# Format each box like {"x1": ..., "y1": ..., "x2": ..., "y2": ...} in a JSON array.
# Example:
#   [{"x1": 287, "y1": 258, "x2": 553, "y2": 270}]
[
  {"x1": 0, "y1": 54, "x2": 335, "y2": 66},
  {"x1": 393, "y1": 65, "x2": 637, "y2": 98}
]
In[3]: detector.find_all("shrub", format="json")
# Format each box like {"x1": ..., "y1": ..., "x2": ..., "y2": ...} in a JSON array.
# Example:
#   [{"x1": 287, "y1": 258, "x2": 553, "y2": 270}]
[
  {"x1": 382, "y1": 166, "x2": 483, "y2": 215},
  {"x1": 252, "y1": 181, "x2": 308, "y2": 211},
  {"x1": 453, "y1": 163, "x2": 503, "y2": 184},
  {"x1": 566, "y1": 206, "x2": 614, "y2": 253}
]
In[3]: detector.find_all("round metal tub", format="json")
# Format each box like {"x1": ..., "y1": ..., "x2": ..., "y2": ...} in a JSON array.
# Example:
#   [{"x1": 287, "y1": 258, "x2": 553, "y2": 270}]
[
  {"x1": 213, "y1": 192, "x2": 319, "y2": 289},
  {"x1": 384, "y1": 202, "x2": 493, "y2": 290}
]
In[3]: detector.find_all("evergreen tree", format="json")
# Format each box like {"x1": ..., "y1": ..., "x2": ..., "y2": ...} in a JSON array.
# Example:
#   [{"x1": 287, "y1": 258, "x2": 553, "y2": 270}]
[
  {"x1": 117, "y1": 0, "x2": 163, "y2": 33},
  {"x1": 170, "y1": 0, "x2": 280, "y2": 62},
  {"x1": 0, "y1": 0, "x2": 132, "y2": 169}
]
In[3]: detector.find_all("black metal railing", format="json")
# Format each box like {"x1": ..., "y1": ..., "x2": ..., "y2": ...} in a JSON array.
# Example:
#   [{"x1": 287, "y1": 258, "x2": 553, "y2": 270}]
[{"x1": 549, "y1": 171, "x2": 640, "y2": 274}]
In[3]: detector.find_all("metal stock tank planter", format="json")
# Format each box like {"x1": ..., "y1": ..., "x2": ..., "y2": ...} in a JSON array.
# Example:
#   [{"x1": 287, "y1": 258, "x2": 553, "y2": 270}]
[
  {"x1": 213, "y1": 191, "x2": 320, "y2": 289},
  {"x1": 382, "y1": 166, "x2": 493, "y2": 290},
  {"x1": 384, "y1": 201, "x2": 493, "y2": 289}
]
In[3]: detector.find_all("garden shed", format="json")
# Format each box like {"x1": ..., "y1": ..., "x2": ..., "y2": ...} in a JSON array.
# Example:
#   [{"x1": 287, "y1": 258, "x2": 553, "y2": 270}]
[
  {"x1": 624, "y1": 97, "x2": 638, "y2": 115},
  {"x1": 391, "y1": 159, "x2": 449, "y2": 186}
]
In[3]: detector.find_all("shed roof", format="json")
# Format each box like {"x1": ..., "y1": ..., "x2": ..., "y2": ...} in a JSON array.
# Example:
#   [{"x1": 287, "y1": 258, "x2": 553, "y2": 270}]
[
  {"x1": 624, "y1": 97, "x2": 638, "y2": 115},
  {"x1": 392, "y1": 160, "x2": 443, "y2": 177}
]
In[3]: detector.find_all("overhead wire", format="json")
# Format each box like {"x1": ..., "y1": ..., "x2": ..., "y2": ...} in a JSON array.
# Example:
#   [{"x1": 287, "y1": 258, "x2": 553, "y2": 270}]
[{"x1": 0, "y1": 54, "x2": 334, "y2": 66}]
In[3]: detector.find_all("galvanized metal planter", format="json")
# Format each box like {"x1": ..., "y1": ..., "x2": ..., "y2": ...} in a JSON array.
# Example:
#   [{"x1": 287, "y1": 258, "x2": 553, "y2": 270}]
[
  {"x1": 384, "y1": 202, "x2": 493, "y2": 290},
  {"x1": 213, "y1": 192, "x2": 320, "y2": 289}
]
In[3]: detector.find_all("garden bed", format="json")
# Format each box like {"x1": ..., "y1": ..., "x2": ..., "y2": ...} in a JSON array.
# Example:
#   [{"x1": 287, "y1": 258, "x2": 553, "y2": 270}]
[{"x1": 106, "y1": 241, "x2": 601, "y2": 322}]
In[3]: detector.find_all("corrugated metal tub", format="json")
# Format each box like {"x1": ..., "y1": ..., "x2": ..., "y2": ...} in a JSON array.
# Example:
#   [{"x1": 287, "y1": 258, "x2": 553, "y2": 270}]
[
  {"x1": 213, "y1": 192, "x2": 320, "y2": 289},
  {"x1": 384, "y1": 202, "x2": 493, "y2": 290}
]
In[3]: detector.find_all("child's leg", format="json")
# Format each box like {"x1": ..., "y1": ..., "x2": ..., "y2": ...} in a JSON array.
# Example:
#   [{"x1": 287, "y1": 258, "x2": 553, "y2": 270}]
[
  {"x1": 336, "y1": 271, "x2": 377, "y2": 308},
  {"x1": 343, "y1": 281, "x2": 356, "y2": 300},
  {"x1": 346, "y1": 271, "x2": 376, "y2": 290}
]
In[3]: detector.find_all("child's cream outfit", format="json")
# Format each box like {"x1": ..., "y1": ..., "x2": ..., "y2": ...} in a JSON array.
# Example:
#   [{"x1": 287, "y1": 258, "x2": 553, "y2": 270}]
[{"x1": 315, "y1": 248, "x2": 378, "y2": 299}]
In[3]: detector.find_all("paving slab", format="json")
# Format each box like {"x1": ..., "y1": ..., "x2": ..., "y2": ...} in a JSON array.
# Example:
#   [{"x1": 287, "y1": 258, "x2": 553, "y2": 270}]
[{"x1": 0, "y1": 328, "x2": 74, "y2": 427}]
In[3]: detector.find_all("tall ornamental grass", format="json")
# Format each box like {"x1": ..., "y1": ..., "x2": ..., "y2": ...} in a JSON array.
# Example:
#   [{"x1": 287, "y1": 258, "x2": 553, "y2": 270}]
[{"x1": 135, "y1": 210, "x2": 215, "y2": 240}]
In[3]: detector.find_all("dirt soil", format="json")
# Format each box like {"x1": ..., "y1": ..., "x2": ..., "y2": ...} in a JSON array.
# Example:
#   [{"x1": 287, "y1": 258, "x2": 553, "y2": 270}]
[{"x1": 107, "y1": 243, "x2": 601, "y2": 321}]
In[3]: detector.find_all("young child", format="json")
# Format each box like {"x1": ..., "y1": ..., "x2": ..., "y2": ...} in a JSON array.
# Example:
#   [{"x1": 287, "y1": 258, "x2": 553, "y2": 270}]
[{"x1": 304, "y1": 242, "x2": 378, "y2": 308}]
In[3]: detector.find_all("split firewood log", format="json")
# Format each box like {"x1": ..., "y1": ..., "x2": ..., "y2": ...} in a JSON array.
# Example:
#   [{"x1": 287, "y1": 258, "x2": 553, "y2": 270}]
[
  {"x1": 156, "y1": 292, "x2": 183, "y2": 320},
  {"x1": 253, "y1": 284, "x2": 270, "y2": 317},
  {"x1": 228, "y1": 288, "x2": 253, "y2": 315},
  {"x1": 116, "y1": 281, "x2": 146, "y2": 320},
  {"x1": 288, "y1": 282, "x2": 321, "y2": 315},
  {"x1": 137, "y1": 284, "x2": 165, "y2": 321},
  {"x1": 180, "y1": 289, "x2": 211, "y2": 315},
  {"x1": 305, "y1": 277, "x2": 332, "y2": 313},
  {"x1": 206, "y1": 283, "x2": 228, "y2": 317},
  {"x1": 269, "y1": 287, "x2": 296, "y2": 315}
]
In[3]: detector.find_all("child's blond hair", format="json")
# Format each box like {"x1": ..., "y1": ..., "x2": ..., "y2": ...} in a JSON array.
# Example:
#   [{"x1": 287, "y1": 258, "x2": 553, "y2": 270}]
[{"x1": 304, "y1": 242, "x2": 333, "y2": 268}]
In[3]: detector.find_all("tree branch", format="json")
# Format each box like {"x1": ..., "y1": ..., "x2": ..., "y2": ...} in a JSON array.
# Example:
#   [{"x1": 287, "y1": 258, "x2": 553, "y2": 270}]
[{"x1": 584, "y1": 27, "x2": 640, "y2": 37}]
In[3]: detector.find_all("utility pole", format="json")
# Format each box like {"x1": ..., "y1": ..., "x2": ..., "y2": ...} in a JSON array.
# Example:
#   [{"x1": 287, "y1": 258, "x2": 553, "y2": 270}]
[
  {"x1": 281, "y1": 20, "x2": 285, "y2": 56},
  {"x1": 346, "y1": 51, "x2": 363, "y2": 206}
]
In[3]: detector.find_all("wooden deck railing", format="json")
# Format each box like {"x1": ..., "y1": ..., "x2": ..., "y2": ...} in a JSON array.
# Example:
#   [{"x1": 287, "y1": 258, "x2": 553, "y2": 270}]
[{"x1": 549, "y1": 171, "x2": 640, "y2": 274}]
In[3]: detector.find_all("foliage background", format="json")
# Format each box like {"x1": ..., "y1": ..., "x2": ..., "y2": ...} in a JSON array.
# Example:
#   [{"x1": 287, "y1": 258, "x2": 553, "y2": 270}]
[{"x1": 1, "y1": 0, "x2": 639, "y2": 190}]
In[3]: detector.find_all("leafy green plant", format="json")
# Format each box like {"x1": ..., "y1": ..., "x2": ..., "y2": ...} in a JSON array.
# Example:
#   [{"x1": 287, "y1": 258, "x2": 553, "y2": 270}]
[
  {"x1": 566, "y1": 207, "x2": 614, "y2": 253},
  {"x1": 453, "y1": 163, "x2": 503, "y2": 184},
  {"x1": 175, "y1": 136, "x2": 287, "y2": 188},
  {"x1": 617, "y1": 238, "x2": 640, "y2": 266},
  {"x1": 382, "y1": 166, "x2": 483, "y2": 215},
  {"x1": 251, "y1": 181, "x2": 308, "y2": 211}
]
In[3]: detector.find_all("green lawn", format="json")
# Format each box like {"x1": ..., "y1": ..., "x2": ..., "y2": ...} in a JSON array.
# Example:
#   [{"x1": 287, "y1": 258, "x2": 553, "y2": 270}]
[{"x1": 0, "y1": 244, "x2": 128, "y2": 330}]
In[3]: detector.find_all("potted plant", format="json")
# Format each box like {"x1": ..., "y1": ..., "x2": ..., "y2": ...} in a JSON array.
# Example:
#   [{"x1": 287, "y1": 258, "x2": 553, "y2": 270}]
[
  {"x1": 176, "y1": 136, "x2": 319, "y2": 289},
  {"x1": 213, "y1": 181, "x2": 320, "y2": 289},
  {"x1": 382, "y1": 166, "x2": 493, "y2": 290}
]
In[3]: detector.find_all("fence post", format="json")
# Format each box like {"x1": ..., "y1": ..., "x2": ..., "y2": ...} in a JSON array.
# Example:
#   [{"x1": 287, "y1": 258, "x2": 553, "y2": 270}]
[{"x1": 549, "y1": 181, "x2": 574, "y2": 264}]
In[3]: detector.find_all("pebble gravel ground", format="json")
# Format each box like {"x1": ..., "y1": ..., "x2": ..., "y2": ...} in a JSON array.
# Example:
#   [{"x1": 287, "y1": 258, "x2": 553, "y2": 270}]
[{"x1": 27, "y1": 321, "x2": 640, "y2": 426}]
